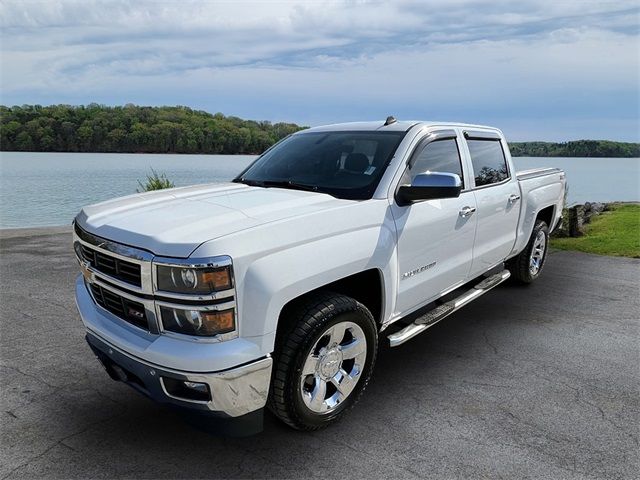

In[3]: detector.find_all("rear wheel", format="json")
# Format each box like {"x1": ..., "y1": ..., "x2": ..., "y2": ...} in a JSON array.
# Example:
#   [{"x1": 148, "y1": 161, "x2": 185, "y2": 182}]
[
  {"x1": 268, "y1": 292, "x2": 378, "y2": 430},
  {"x1": 507, "y1": 219, "x2": 549, "y2": 284}
]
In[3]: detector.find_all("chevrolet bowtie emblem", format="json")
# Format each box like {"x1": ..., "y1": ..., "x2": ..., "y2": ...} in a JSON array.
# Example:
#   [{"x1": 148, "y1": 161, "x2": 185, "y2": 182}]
[{"x1": 79, "y1": 260, "x2": 94, "y2": 282}]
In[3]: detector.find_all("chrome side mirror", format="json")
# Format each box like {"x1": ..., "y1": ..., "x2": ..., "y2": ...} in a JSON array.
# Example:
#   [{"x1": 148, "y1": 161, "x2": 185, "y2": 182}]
[{"x1": 397, "y1": 172, "x2": 462, "y2": 206}]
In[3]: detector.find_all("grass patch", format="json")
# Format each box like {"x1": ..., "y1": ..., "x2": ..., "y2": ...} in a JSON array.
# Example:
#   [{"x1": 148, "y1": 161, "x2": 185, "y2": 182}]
[
  {"x1": 137, "y1": 168, "x2": 175, "y2": 192},
  {"x1": 551, "y1": 204, "x2": 640, "y2": 258}
]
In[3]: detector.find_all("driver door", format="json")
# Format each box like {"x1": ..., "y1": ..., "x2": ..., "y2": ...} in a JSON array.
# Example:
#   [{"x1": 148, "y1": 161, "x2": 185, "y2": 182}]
[{"x1": 391, "y1": 131, "x2": 477, "y2": 315}]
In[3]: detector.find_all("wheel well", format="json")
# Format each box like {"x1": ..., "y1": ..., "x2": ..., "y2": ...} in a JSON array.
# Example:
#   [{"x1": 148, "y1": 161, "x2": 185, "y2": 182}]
[
  {"x1": 278, "y1": 269, "x2": 384, "y2": 331},
  {"x1": 536, "y1": 205, "x2": 555, "y2": 228}
]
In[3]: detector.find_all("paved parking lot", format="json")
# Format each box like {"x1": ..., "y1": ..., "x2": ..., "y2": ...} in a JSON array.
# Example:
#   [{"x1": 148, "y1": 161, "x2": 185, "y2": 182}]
[{"x1": 1, "y1": 228, "x2": 638, "y2": 479}]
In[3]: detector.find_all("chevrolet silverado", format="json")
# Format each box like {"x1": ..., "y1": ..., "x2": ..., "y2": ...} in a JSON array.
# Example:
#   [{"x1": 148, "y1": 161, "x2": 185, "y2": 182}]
[{"x1": 74, "y1": 118, "x2": 566, "y2": 434}]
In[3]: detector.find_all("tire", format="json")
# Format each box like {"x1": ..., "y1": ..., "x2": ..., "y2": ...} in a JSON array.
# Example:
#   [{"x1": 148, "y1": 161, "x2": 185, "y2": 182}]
[
  {"x1": 507, "y1": 219, "x2": 549, "y2": 284},
  {"x1": 268, "y1": 292, "x2": 378, "y2": 431}
]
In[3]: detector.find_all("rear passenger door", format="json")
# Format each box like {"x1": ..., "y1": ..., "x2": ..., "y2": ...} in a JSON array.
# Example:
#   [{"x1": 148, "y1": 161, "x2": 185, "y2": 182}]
[{"x1": 463, "y1": 130, "x2": 521, "y2": 277}]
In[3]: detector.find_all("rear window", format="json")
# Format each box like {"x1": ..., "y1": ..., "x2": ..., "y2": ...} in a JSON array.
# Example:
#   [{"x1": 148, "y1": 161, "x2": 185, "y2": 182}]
[{"x1": 467, "y1": 140, "x2": 509, "y2": 187}]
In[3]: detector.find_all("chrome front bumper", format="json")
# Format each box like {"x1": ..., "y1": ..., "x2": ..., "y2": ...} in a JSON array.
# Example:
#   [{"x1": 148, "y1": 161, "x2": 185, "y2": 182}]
[
  {"x1": 75, "y1": 274, "x2": 272, "y2": 419},
  {"x1": 86, "y1": 331, "x2": 272, "y2": 418}
]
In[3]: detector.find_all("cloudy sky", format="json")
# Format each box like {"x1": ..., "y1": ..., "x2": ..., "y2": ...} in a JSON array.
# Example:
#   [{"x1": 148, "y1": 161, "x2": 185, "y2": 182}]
[{"x1": 1, "y1": 0, "x2": 638, "y2": 141}]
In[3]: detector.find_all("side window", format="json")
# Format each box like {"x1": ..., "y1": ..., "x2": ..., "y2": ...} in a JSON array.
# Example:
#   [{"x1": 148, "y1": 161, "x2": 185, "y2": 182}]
[
  {"x1": 405, "y1": 138, "x2": 464, "y2": 187},
  {"x1": 467, "y1": 139, "x2": 509, "y2": 187}
]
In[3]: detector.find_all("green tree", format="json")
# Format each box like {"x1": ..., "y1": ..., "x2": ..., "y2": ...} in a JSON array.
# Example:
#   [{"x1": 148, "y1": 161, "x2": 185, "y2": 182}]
[
  {"x1": 0, "y1": 120, "x2": 20, "y2": 149},
  {"x1": 77, "y1": 124, "x2": 93, "y2": 151},
  {"x1": 14, "y1": 131, "x2": 34, "y2": 150},
  {"x1": 1, "y1": 104, "x2": 310, "y2": 154},
  {"x1": 509, "y1": 140, "x2": 640, "y2": 157},
  {"x1": 8, "y1": 104, "x2": 637, "y2": 157}
]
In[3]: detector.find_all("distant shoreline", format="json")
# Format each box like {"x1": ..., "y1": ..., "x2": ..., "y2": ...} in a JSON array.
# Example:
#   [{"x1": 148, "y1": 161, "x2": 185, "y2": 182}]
[
  {"x1": 2, "y1": 105, "x2": 639, "y2": 158},
  {"x1": 2, "y1": 151, "x2": 639, "y2": 159}
]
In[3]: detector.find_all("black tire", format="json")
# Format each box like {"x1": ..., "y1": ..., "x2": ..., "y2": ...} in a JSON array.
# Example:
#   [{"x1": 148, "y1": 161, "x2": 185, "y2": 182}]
[
  {"x1": 268, "y1": 292, "x2": 378, "y2": 431},
  {"x1": 507, "y1": 219, "x2": 549, "y2": 284}
]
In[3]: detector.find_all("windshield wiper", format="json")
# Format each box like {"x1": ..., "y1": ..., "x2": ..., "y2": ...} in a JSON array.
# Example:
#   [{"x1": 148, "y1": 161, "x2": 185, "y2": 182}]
[
  {"x1": 261, "y1": 180, "x2": 319, "y2": 192},
  {"x1": 235, "y1": 178, "x2": 319, "y2": 193},
  {"x1": 234, "y1": 178, "x2": 265, "y2": 187}
]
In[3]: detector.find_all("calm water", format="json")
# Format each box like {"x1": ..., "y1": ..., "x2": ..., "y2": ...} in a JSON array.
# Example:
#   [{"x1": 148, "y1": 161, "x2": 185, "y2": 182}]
[{"x1": 0, "y1": 152, "x2": 638, "y2": 228}]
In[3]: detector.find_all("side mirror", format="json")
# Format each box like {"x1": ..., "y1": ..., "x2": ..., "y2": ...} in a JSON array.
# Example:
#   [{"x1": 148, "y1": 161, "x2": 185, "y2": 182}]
[{"x1": 397, "y1": 172, "x2": 462, "y2": 206}]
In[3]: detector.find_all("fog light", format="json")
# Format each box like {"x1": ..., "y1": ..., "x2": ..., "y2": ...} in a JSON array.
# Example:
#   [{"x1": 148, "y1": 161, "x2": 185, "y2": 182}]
[
  {"x1": 184, "y1": 381, "x2": 208, "y2": 393},
  {"x1": 162, "y1": 377, "x2": 211, "y2": 402}
]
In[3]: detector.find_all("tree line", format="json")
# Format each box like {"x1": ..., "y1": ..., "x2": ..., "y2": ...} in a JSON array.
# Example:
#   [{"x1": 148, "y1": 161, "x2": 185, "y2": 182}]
[
  {"x1": 1, "y1": 104, "x2": 638, "y2": 157},
  {"x1": 0, "y1": 104, "x2": 303, "y2": 154},
  {"x1": 508, "y1": 140, "x2": 639, "y2": 158}
]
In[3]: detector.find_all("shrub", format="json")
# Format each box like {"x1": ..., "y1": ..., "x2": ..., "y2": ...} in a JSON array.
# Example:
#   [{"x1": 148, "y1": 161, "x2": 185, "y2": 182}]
[{"x1": 137, "y1": 168, "x2": 175, "y2": 192}]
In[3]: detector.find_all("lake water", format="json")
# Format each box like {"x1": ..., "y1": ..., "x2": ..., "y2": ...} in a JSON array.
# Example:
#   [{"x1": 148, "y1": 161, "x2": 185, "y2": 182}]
[{"x1": 0, "y1": 152, "x2": 638, "y2": 228}]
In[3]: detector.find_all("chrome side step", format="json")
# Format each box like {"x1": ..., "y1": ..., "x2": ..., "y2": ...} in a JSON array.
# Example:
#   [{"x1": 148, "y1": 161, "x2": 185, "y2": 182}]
[{"x1": 388, "y1": 269, "x2": 511, "y2": 347}]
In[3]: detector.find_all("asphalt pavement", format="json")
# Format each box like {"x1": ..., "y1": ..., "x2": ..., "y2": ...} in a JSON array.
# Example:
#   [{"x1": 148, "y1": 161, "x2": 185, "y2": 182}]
[{"x1": 1, "y1": 228, "x2": 638, "y2": 479}]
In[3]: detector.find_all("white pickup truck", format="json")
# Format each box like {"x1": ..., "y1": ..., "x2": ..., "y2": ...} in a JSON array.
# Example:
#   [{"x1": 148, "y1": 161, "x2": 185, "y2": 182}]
[{"x1": 74, "y1": 118, "x2": 565, "y2": 434}]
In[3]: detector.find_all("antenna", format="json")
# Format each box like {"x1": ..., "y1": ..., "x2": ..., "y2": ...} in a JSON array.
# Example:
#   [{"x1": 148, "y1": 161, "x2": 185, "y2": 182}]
[{"x1": 384, "y1": 116, "x2": 397, "y2": 126}]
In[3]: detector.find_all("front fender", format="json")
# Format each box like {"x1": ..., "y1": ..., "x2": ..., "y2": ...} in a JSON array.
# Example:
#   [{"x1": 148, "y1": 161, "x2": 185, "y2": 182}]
[
  {"x1": 240, "y1": 223, "x2": 396, "y2": 341},
  {"x1": 190, "y1": 200, "x2": 398, "y2": 354}
]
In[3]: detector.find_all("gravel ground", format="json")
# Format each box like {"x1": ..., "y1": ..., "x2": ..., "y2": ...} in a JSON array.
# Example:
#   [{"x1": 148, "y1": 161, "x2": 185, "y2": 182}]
[{"x1": 1, "y1": 228, "x2": 638, "y2": 479}]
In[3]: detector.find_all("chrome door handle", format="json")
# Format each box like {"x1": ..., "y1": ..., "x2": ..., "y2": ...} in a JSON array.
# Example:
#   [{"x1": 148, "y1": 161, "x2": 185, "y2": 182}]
[
  {"x1": 508, "y1": 194, "x2": 521, "y2": 204},
  {"x1": 459, "y1": 206, "x2": 476, "y2": 218}
]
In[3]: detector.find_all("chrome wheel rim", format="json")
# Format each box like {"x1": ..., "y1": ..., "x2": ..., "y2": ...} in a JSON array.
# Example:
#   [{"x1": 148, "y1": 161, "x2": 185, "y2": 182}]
[
  {"x1": 299, "y1": 321, "x2": 367, "y2": 414},
  {"x1": 529, "y1": 230, "x2": 547, "y2": 275}
]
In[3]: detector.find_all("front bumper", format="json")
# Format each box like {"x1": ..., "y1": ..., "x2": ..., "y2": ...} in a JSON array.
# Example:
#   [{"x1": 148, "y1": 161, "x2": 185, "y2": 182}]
[
  {"x1": 86, "y1": 332, "x2": 272, "y2": 418},
  {"x1": 75, "y1": 274, "x2": 273, "y2": 426}
]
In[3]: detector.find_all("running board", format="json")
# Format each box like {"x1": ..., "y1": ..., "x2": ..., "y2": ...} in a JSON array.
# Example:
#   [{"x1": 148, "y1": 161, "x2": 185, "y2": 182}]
[{"x1": 388, "y1": 269, "x2": 511, "y2": 347}]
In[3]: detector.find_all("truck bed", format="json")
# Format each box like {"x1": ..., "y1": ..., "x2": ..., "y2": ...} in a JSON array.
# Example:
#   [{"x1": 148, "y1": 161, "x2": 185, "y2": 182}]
[{"x1": 511, "y1": 167, "x2": 566, "y2": 257}]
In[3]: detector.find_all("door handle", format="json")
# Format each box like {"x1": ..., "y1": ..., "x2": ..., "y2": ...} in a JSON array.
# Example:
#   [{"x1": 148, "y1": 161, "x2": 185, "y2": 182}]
[
  {"x1": 459, "y1": 206, "x2": 476, "y2": 218},
  {"x1": 508, "y1": 194, "x2": 521, "y2": 204}
]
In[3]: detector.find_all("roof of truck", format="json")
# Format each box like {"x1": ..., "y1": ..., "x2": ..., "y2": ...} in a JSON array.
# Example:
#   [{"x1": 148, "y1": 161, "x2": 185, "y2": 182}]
[{"x1": 302, "y1": 120, "x2": 500, "y2": 133}]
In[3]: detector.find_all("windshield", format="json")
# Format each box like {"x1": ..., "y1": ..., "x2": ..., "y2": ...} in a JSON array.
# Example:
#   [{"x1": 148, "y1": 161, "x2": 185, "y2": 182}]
[{"x1": 234, "y1": 130, "x2": 407, "y2": 200}]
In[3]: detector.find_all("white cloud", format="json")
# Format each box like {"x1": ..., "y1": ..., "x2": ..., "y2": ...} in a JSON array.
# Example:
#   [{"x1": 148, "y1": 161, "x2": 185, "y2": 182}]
[{"x1": 0, "y1": 0, "x2": 638, "y2": 140}]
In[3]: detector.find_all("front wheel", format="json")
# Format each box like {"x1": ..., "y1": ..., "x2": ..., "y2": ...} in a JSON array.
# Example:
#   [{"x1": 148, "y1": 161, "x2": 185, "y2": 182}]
[
  {"x1": 507, "y1": 219, "x2": 549, "y2": 284},
  {"x1": 268, "y1": 292, "x2": 378, "y2": 430}
]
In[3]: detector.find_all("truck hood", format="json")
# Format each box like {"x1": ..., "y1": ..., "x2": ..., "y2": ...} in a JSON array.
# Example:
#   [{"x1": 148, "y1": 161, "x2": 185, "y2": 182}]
[{"x1": 76, "y1": 183, "x2": 351, "y2": 257}]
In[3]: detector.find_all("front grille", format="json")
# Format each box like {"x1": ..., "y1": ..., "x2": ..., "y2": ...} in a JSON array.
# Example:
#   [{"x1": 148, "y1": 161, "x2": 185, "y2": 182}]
[
  {"x1": 90, "y1": 283, "x2": 148, "y2": 330},
  {"x1": 80, "y1": 244, "x2": 142, "y2": 287}
]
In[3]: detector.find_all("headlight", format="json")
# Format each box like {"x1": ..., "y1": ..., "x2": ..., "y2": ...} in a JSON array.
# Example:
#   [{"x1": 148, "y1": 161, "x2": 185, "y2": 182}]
[
  {"x1": 156, "y1": 265, "x2": 232, "y2": 294},
  {"x1": 159, "y1": 306, "x2": 235, "y2": 336}
]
